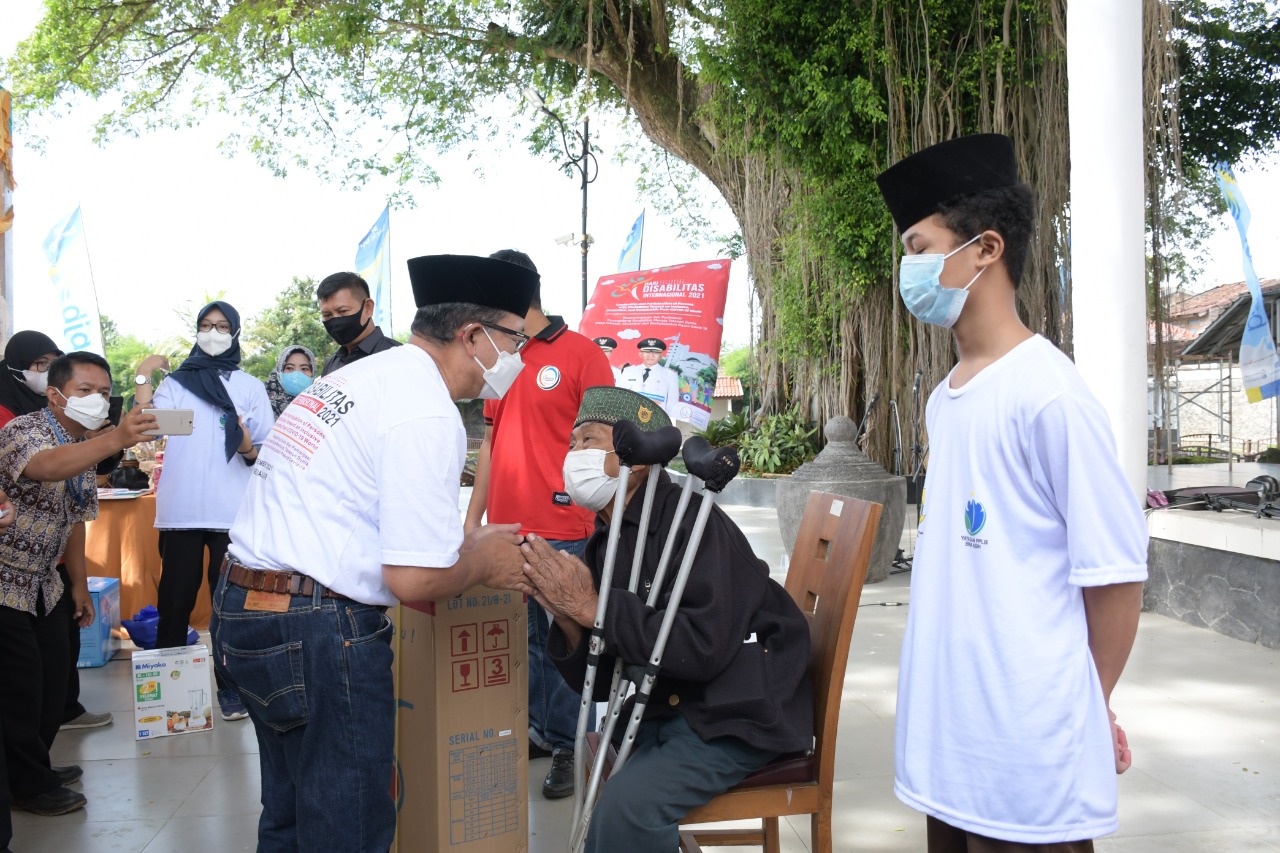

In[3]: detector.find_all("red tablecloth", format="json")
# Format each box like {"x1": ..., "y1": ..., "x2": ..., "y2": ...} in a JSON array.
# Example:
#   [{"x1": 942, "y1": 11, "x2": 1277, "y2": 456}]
[{"x1": 84, "y1": 493, "x2": 212, "y2": 631}]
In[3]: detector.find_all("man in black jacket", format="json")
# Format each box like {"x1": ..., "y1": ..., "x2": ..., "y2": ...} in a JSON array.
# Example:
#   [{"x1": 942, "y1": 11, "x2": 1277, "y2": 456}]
[{"x1": 522, "y1": 386, "x2": 813, "y2": 853}]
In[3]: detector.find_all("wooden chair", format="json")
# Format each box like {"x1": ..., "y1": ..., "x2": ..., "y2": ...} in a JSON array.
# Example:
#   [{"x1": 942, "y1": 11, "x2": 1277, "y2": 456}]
[{"x1": 677, "y1": 490, "x2": 882, "y2": 853}]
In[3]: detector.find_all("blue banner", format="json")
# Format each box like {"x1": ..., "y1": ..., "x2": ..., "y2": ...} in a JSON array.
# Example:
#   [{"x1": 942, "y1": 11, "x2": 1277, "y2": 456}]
[
  {"x1": 43, "y1": 206, "x2": 104, "y2": 355},
  {"x1": 354, "y1": 204, "x2": 392, "y2": 331},
  {"x1": 617, "y1": 210, "x2": 644, "y2": 273},
  {"x1": 1214, "y1": 165, "x2": 1280, "y2": 403}
]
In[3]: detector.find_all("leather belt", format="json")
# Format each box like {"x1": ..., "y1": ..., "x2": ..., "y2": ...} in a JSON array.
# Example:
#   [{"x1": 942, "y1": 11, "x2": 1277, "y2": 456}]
[{"x1": 224, "y1": 558, "x2": 342, "y2": 600}]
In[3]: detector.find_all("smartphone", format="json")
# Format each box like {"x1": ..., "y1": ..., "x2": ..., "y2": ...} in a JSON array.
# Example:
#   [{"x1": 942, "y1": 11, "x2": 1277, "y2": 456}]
[
  {"x1": 142, "y1": 408, "x2": 195, "y2": 436},
  {"x1": 108, "y1": 396, "x2": 124, "y2": 427}
]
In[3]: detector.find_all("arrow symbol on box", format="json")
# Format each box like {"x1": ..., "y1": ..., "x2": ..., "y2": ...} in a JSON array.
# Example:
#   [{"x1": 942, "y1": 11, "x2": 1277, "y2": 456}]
[{"x1": 457, "y1": 629, "x2": 471, "y2": 651}]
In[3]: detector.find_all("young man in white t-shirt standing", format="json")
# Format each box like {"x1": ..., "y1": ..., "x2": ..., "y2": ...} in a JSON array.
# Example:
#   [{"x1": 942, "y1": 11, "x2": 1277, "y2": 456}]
[{"x1": 875, "y1": 134, "x2": 1149, "y2": 852}]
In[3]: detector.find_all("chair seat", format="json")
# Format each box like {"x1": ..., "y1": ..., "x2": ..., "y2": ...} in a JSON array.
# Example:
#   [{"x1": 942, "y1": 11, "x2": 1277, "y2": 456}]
[{"x1": 585, "y1": 733, "x2": 814, "y2": 789}]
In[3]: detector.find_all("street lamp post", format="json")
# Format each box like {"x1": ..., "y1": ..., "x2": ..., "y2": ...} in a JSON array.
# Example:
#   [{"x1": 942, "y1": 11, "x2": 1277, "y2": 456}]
[{"x1": 529, "y1": 92, "x2": 599, "y2": 311}]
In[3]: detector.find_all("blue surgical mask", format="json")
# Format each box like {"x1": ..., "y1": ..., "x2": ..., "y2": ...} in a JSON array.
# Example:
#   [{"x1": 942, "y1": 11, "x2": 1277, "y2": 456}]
[
  {"x1": 280, "y1": 371, "x2": 313, "y2": 396},
  {"x1": 898, "y1": 234, "x2": 985, "y2": 328}
]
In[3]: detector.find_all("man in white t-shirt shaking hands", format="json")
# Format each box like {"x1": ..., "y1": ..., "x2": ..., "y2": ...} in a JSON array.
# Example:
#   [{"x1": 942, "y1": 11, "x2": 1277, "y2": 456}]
[
  {"x1": 875, "y1": 135, "x2": 1148, "y2": 853},
  {"x1": 210, "y1": 255, "x2": 540, "y2": 853}
]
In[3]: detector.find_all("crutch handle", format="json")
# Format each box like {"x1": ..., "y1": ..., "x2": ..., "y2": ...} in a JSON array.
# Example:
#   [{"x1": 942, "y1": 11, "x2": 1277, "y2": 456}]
[
  {"x1": 613, "y1": 421, "x2": 683, "y2": 466},
  {"x1": 681, "y1": 437, "x2": 741, "y2": 493}
]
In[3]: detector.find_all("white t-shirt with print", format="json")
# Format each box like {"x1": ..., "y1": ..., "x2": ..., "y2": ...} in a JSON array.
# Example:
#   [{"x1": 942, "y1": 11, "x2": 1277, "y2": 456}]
[
  {"x1": 894, "y1": 335, "x2": 1149, "y2": 844},
  {"x1": 227, "y1": 345, "x2": 466, "y2": 607},
  {"x1": 152, "y1": 371, "x2": 274, "y2": 530}
]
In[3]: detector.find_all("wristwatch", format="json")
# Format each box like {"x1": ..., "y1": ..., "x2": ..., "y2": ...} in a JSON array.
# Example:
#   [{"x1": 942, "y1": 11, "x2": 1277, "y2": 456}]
[{"x1": 134, "y1": 374, "x2": 151, "y2": 387}]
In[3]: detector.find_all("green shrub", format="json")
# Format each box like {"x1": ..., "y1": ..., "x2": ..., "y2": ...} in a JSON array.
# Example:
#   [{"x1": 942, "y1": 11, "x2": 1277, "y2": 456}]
[
  {"x1": 695, "y1": 409, "x2": 751, "y2": 449},
  {"x1": 1258, "y1": 446, "x2": 1280, "y2": 464},
  {"x1": 735, "y1": 408, "x2": 818, "y2": 475}
]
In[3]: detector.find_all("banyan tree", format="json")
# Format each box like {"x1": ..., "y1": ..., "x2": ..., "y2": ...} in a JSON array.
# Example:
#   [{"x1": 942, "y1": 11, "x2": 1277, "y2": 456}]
[{"x1": 7, "y1": 0, "x2": 1276, "y2": 469}]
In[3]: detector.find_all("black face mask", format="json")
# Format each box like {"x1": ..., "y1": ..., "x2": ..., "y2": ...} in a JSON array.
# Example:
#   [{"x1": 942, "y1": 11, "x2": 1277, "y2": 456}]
[{"x1": 324, "y1": 310, "x2": 370, "y2": 346}]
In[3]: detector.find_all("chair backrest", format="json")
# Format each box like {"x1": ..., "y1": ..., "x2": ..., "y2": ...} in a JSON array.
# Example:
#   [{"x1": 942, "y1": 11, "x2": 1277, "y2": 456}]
[{"x1": 784, "y1": 491, "x2": 882, "y2": 789}]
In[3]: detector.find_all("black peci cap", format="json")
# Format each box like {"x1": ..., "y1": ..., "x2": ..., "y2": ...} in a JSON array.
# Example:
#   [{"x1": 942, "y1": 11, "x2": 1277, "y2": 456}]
[
  {"x1": 407, "y1": 254, "x2": 540, "y2": 317},
  {"x1": 875, "y1": 134, "x2": 1019, "y2": 233},
  {"x1": 637, "y1": 337, "x2": 667, "y2": 353}
]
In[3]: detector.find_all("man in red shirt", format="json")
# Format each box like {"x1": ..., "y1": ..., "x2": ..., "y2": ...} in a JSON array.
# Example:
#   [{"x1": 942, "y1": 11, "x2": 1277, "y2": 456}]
[{"x1": 464, "y1": 249, "x2": 614, "y2": 799}]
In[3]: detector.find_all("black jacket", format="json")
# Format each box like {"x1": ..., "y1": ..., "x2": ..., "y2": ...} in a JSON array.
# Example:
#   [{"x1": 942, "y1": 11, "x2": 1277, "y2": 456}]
[{"x1": 548, "y1": 471, "x2": 814, "y2": 754}]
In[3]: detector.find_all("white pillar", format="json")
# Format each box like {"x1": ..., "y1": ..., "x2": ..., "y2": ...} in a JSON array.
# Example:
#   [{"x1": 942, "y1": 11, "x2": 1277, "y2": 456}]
[{"x1": 1068, "y1": 0, "x2": 1148, "y2": 501}]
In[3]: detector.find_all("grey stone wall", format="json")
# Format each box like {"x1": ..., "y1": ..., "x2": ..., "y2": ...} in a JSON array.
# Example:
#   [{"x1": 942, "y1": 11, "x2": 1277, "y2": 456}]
[{"x1": 1144, "y1": 538, "x2": 1280, "y2": 650}]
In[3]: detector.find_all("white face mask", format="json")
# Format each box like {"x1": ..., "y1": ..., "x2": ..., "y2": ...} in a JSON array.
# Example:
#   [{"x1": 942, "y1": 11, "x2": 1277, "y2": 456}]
[
  {"x1": 197, "y1": 328, "x2": 235, "y2": 357},
  {"x1": 562, "y1": 449, "x2": 620, "y2": 512},
  {"x1": 54, "y1": 388, "x2": 110, "y2": 431},
  {"x1": 472, "y1": 327, "x2": 525, "y2": 400},
  {"x1": 16, "y1": 368, "x2": 48, "y2": 394}
]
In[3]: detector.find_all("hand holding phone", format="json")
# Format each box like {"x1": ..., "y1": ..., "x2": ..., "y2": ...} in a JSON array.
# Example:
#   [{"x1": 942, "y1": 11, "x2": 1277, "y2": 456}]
[
  {"x1": 115, "y1": 407, "x2": 161, "y2": 448},
  {"x1": 141, "y1": 409, "x2": 194, "y2": 437}
]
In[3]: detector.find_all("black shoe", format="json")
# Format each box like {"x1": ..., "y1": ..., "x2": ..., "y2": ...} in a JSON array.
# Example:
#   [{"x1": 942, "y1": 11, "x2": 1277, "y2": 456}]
[
  {"x1": 529, "y1": 741, "x2": 553, "y2": 760},
  {"x1": 12, "y1": 785, "x2": 87, "y2": 816},
  {"x1": 542, "y1": 748, "x2": 575, "y2": 799},
  {"x1": 54, "y1": 764, "x2": 83, "y2": 786}
]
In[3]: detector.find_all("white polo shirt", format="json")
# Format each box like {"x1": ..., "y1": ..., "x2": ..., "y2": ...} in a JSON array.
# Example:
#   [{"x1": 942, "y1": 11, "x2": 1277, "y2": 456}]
[
  {"x1": 895, "y1": 335, "x2": 1149, "y2": 843},
  {"x1": 152, "y1": 371, "x2": 274, "y2": 530},
  {"x1": 227, "y1": 345, "x2": 467, "y2": 606},
  {"x1": 619, "y1": 362, "x2": 679, "y2": 417}
]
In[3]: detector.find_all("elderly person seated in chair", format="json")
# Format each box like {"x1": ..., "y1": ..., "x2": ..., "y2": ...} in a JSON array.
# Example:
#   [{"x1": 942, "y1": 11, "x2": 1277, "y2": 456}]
[{"x1": 520, "y1": 386, "x2": 814, "y2": 853}]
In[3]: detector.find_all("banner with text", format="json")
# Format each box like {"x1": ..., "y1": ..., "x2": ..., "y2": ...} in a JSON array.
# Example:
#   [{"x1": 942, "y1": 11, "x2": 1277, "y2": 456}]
[
  {"x1": 43, "y1": 206, "x2": 105, "y2": 355},
  {"x1": 1215, "y1": 164, "x2": 1280, "y2": 403},
  {"x1": 579, "y1": 259, "x2": 731, "y2": 428},
  {"x1": 354, "y1": 204, "x2": 392, "y2": 332}
]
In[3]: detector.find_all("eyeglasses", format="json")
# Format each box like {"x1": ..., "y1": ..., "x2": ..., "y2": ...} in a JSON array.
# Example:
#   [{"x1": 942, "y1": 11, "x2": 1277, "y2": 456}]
[
  {"x1": 198, "y1": 321, "x2": 232, "y2": 334},
  {"x1": 480, "y1": 322, "x2": 531, "y2": 353}
]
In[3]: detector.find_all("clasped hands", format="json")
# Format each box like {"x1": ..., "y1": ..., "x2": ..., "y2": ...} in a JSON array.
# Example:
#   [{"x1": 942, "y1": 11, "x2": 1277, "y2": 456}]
[
  {"x1": 458, "y1": 527, "x2": 597, "y2": 629},
  {"x1": 520, "y1": 535, "x2": 598, "y2": 629}
]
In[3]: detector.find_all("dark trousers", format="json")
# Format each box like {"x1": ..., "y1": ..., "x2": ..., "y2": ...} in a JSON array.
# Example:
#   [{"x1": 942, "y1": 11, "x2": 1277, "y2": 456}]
[
  {"x1": 0, "y1": 592, "x2": 71, "y2": 799},
  {"x1": 927, "y1": 816, "x2": 1096, "y2": 852},
  {"x1": 56, "y1": 564, "x2": 87, "y2": 724},
  {"x1": 0, "y1": 715, "x2": 10, "y2": 849},
  {"x1": 158, "y1": 530, "x2": 229, "y2": 690},
  {"x1": 585, "y1": 714, "x2": 777, "y2": 853}
]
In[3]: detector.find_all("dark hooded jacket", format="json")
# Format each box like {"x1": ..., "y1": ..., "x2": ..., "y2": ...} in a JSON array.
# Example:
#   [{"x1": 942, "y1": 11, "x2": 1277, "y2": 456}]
[{"x1": 548, "y1": 470, "x2": 814, "y2": 755}]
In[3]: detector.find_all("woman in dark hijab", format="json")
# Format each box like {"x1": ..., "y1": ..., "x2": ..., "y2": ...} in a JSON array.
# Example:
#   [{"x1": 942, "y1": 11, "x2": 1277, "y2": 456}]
[
  {"x1": 0, "y1": 331, "x2": 64, "y2": 426},
  {"x1": 133, "y1": 300, "x2": 273, "y2": 722}
]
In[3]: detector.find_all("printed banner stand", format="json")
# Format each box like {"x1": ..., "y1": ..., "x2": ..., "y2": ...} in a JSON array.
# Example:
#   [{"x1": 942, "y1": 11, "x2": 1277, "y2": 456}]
[
  {"x1": 355, "y1": 204, "x2": 392, "y2": 333},
  {"x1": 43, "y1": 206, "x2": 105, "y2": 355},
  {"x1": 578, "y1": 259, "x2": 731, "y2": 428},
  {"x1": 1214, "y1": 164, "x2": 1280, "y2": 404}
]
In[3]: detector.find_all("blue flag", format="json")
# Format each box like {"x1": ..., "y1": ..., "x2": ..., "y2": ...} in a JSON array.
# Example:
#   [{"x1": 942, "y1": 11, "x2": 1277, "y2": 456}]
[
  {"x1": 43, "y1": 206, "x2": 105, "y2": 355},
  {"x1": 354, "y1": 204, "x2": 392, "y2": 331},
  {"x1": 1214, "y1": 165, "x2": 1280, "y2": 403},
  {"x1": 617, "y1": 211, "x2": 644, "y2": 273}
]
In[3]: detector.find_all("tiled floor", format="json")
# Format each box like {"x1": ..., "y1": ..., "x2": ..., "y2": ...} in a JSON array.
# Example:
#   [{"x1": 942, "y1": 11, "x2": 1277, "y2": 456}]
[{"x1": 14, "y1": 503, "x2": 1280, "y2": 852}]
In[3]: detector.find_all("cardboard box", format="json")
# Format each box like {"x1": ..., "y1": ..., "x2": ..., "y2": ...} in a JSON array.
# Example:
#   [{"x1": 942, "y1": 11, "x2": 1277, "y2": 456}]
[
  {"x1": 131, "y1": 644, "x2": 215, "y2": 740},
  {"x1": 393, "y1": 587, "x2": 528, "y2": 853},
  {"x1": 77, "y1": 576, "x2": 120, "y2": 668}
]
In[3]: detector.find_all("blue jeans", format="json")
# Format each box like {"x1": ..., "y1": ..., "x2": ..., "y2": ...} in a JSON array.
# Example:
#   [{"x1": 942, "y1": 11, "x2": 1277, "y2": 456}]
[
  {"x1": 209, "y1": 575, "x2": 396, "y2": 853},
  {"x1": 586, "y1": 714, "x2": 778, "y2": 853},
  {"x1": 531, "y1": 538, "x2": 592, "y2": 751}
]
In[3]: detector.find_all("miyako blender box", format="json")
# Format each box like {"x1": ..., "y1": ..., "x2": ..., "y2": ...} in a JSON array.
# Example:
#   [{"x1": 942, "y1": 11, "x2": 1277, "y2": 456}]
[{"x1": 132, "y1": 644, "x2": 215, "y2": 740}]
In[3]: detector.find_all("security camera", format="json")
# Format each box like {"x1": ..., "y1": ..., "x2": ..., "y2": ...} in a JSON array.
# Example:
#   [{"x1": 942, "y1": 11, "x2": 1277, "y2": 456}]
[{"x1": 554, "y1": 233, "x2": 577, "y2": 246}]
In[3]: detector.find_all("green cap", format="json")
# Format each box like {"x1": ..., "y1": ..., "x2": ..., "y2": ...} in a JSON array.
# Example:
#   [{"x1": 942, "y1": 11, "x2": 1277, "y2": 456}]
[{"x1": 574, "y1": 386, "x2": 673, "y2": 432}]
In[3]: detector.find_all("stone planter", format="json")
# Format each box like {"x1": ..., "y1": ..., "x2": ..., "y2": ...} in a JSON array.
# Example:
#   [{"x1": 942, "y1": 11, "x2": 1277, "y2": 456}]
[{"x1": 775, "y1": 416, "x2": 906, "y2": 584}]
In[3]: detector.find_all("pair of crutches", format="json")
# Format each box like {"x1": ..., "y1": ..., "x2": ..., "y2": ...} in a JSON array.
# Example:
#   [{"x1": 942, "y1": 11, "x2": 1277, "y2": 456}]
[{"x1": 568, "y1": 421, "x2": 742, "y2": 853}]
